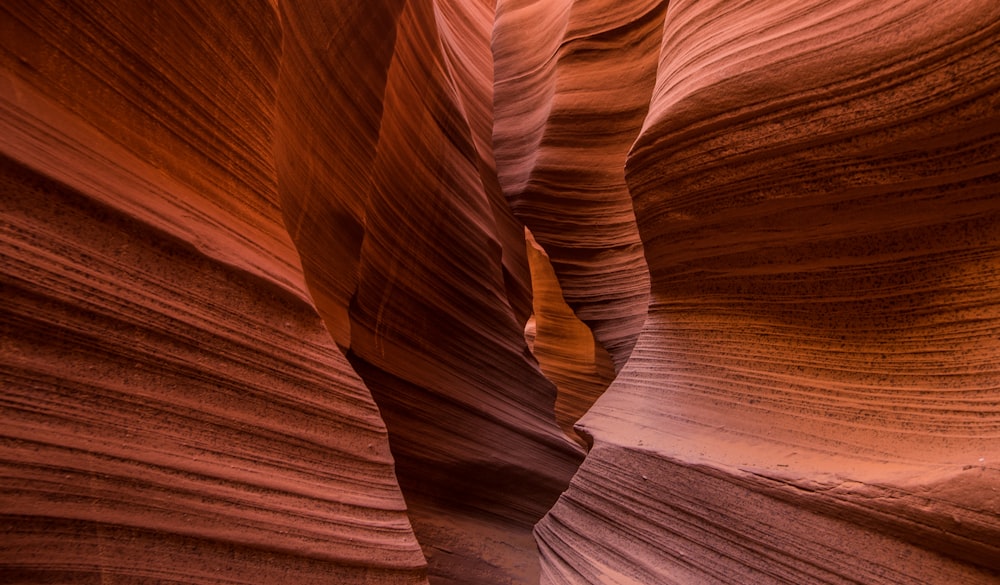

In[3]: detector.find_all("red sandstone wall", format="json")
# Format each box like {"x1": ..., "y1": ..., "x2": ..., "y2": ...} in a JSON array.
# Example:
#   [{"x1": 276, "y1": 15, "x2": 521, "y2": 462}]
[
  {"x1": 276, "y1": 1, "x2": 582, "y2": 582},
  {"x1": 2, "y1": 0, "x2": 581, "y2": 583},
  {"x1": 526, "y1": 230, "x2": 615, "y2": 448},
  {"x1": 494, "y1": 0, "x2": 664, "y2": 372},
  {"x1": 0, "y1": 1, "x2": 426, "y2": 582},
  {"x1": 2, "y1": 1, "x2": 999, "y2": 584},
  {"x1": 535, "y1": 1, "x2": 1000, "y2": 583}
]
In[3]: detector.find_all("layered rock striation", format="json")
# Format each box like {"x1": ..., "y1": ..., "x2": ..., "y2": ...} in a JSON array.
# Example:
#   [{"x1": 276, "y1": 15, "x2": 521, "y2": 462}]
[
  {"x1": 526, "y1": 230, "x2": 615, "y2": 448},
  {"x1": 494, "y1": 0, "x2": 661, "y2": 373},
  {"x1": 277, "y1": 0, "x2": 581, "y2": 582},
  {"x1": 536, "y1": 1, "x2": 1000, "y2": 583},
  {"x1": 2, "y1": 0, "x2": 999, "y2": 584},
  {"x1": 2, "y1": 0, "x2": 579, "y2": 582},
  {"x1": 0, "y1": 2, "x2": 426, "y2": 582}
]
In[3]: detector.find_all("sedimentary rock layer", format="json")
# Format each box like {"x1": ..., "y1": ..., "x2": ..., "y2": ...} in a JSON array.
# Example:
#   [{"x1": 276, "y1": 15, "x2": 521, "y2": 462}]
[
  {"x1": 538, "y1": 444, "x2": 1000, "y2": 584},
  {"x1": 3, "y1": 0, "x2": 584, "y2": 582},
  {"x1": 274, "y1": 0, "x2": 405, "y2": 349},
  {"x1": 493, "y1": 0, "x2": 663, "y2": 371},
  {"x1": 526, "y1": 231, "x2": 615, "y2": 447},
  {"x1": 0, "y1": 2, "x2": 426, "y2": 582},
  {"x1": 278, "y1": 0, "x2": 584, "y2": 582},
  {"x1": 4, "y1": 0, "x2": 1000, "y2": 583},
  {"x1": 537, "y1": 1, "x2": 1000, "y2": 582}
]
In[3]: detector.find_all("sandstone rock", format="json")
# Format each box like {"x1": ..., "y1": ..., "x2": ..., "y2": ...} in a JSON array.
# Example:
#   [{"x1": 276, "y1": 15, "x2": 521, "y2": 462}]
[
  {"x1": 348, "y1": 1, "x2": 583, "y2": 580},
  {"x1": 537, "y1": 1, "x2": 1000, "y2": 582},
  {"x1": 526, "y1": 230, "x2": 615, "y2": 447},
  {"x1": 494, "y1": 0, "x2": 662, "y2": 372},
  {"x1": 3, "y1": 0, "x2": 999, "y2": 583},
  {"x1": 0, "y1": 2, "x2": 425, "y2": 582}
]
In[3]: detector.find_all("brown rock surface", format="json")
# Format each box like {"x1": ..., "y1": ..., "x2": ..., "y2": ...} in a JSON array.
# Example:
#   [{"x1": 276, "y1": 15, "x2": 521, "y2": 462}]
[
  {"x1": 493, "y1": 0, "x2": 662, "y2": 371},
  {"x1": 3, "y1": 0, "x2": 580, "y2": 583},
  {"x1": 3, "y1": 0, "x2": 1000, "y2": 584},
  {"x1": 526, "y1": 230, "x2": 615, "y2": 447},
  {"x1": 277, "y1": 0, "x2": 582, "y2": 582},
  {"x1": 537, "y1": 1, "x2": 1000, "y2": 583},
  {"x1": 0, "y1": 1, "x2": 426, "y2": 582}
]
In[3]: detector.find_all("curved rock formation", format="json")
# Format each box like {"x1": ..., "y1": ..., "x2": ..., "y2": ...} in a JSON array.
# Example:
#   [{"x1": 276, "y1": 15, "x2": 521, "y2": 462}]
[
  {"x1": 277, "y1": 0, "x2": 581, "y2": 582},
  {"x1": 526, "y1": 230, "x2": 615, "y2": 447},
  {"x1": 5, "y1": 0, "x2": 581, "y2": 582},
  {"x1": 1, "y1": 1, "x2": 425, "y2": 583},
  {"x1": 537, "y1": 1, "x2": 1000, "y2": 583},
  {"x1": 3, "y1": 0, "x2": 1000, "y2": 583},
  {"x1": 494, "y1": 0, "x2": 662, "y2": 371}
]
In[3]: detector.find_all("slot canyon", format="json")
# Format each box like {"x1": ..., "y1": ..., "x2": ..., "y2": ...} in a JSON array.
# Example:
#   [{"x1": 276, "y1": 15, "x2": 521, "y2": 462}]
[{"x1": 1, "y1": 0, "x2": 999, "y2": 583}]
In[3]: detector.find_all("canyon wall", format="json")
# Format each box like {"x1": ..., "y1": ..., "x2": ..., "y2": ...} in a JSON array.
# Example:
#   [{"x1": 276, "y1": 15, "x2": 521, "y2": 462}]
[
  {"x1": 2, "y1": 0, "x2": 999, "y2": 584},
  {"x1": 277, "y1": 0, "x2": 582, "y2": 582},
  {"x1": 1, "y1": 1, "x2": 579, "y2": 582},
  {"x1": 0, "y1": 2, "x2": 428, "y2": 583},
  {"x1": 527, "y1": 1, "x2": 1000, "y2": 583},
  {"x1": 494, "y1": 0, "x2": 660, "y2": 373},
  {"x1": 525, "y1": 230, "x2": 616, "y2": 447}
]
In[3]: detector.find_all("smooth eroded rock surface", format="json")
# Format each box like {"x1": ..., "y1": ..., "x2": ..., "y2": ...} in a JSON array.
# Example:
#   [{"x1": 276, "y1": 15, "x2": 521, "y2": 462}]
[
  {"x1": 525, "y1": 230, "x2": 615, "y2": 447},
  {"x1": 279, "y1": 0, "x2": 582, "y2": 582},
  {"x1": 3, "y1": 0, "x2": 999, "y2": 583},
  {"x1": 1, "y1": 2, "x2": 425, "y2": 582},
  {"x1": 493, "y1": 0, "x2": 660, "y2": 372},
  {"x1": 537, "y1": 1, "x2": 1000, "y2": 583}
]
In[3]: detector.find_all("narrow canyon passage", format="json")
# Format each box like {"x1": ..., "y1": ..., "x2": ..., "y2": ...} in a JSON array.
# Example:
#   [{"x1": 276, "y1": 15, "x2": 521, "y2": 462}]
[{"x1": 2, "y1": 1, "x2": 999, "y2": 585}]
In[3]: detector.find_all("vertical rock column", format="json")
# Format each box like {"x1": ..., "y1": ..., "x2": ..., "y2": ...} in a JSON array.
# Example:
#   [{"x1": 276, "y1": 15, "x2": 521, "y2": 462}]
[
  {"x1": 538, "y1": 1, "x2": 1000, "y2": 583},
  {"x1": 0, "y1": 1, "x2": 426, "y2": 583},
  {"x1": 277, "y1": 0, "x2": 583, "y2": 583},
  {"x1": 494, "y1": 0, "x2": 667, "y2": 371},
  {"x1": 275, "y1": 0, "x2": 408, "y2": 349},
  {"x1": 525, "y1": 230, "x2": 616, "y2": 447}
]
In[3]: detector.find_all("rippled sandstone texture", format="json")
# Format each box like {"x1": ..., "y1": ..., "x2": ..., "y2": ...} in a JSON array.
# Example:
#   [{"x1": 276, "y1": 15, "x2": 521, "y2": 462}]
[
  {"x1": 277, "y1": 0, "x2": 581, "y2": 582},
  {"x1": 3, "y1": 1, "x2": 1000, "y2": 585},
  {"x1": 525, "y1": 230, "x2": 616, "y2": 448},
  {"x1": 524, "y1": 1, "x2": 1000, "y2": 583},
  {"x1": 0, "y1": 2, "x2": 429, "y2": 583},
  {"x1": 1, "y1": 0, "x2": 578, "y2": 583},
  {"x1": 494, "y1": 0, "x2": 660, "y2": 373}
]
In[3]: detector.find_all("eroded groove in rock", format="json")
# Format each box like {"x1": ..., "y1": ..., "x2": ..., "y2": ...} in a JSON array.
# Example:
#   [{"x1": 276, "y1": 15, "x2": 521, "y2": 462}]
[
  {"x1": 6, "y1": 0, "x2": 999, "y2": 582},
  {"x1": 275, "y1": 0, "x2": 409, "y2": 349},
  {"x1": 435, "y1": 0, "x2": 536, "y2": 326},
  {"x1": 275, "y1": 0, "x2": 584, "y2": 582},
  {"x1": 537, "y1": 1, "x2": 1000, "y2": 582},
  {"x1": 494, "y1": 0, "x2": 664, "y2": 371},
  {"x1": 1, "y1": 1, "x2": 426, "y2": 582},
  {"x1": 348, "y1": 1, "x2": 583, "y2": 582},
  {"x1": 526, "y1": 230, "x2": 616, "y2": 448},
  {"x1": 538, "y1": 445, "x2": 1000, "y2": 585}
]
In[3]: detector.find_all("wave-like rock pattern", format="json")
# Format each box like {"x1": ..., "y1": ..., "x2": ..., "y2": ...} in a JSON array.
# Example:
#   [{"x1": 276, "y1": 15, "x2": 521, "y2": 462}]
[
  {"x1": 493, "y1": 0, "x2": 663, "y2": 372},
  {"x1": 278, "y1": 0, "x2": 581, "y2": 582},
  {"x1": 4, "y1": 0, "x2": 583, "y2": 582},
  {"x1": 5, "y1": 0, "x2": 1000, "y2": 583},
  {"x1": 526, "y1": 231, "x2": 615, "y2": 447},
  {"x1": 0, "y1": 1, "x2": 427, "y2": 583},
  {"x1": 538, "y1": 1, "x2": 1000, "y2": 582},
  {"x1": 275, "y1": 0, "x2": 407, "y2": 349}
]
